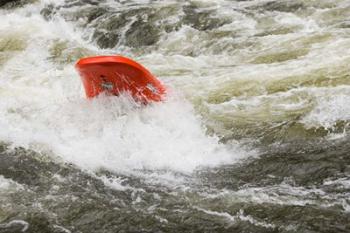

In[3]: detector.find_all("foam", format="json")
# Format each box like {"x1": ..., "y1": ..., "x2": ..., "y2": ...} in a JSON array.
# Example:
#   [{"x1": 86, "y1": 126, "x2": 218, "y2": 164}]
[
  {"x1": 301, "y1": 87, "x2": 350, "y2": 129},
  {"x1": 0, "y1": 176, "x2": 12, "y2": 190},
  {"x1": 1, "y1": 89, "x2": 248, "y2": 173},
  {"x1": 0, "y1": 176, "x2": 23, "y2": 192},
  {"x1": 1, "y1": 0, "x2": 349, "y2": 179}
]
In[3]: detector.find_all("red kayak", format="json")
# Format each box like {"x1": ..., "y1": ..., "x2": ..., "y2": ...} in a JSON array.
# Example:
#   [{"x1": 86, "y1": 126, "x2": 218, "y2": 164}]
[{"x1": 75, "y1": 55, "x2": 166, "y2": 103}]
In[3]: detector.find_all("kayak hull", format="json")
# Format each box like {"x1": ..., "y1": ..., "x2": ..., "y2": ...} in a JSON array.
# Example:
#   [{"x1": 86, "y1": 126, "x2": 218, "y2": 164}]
[{"x1": 75, "y1": 55, "x2": 165, "y2": 103}]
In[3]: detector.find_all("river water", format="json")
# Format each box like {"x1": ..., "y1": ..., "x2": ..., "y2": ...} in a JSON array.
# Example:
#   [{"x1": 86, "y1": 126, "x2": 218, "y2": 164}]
[{"x1": 0, "y1": 0, "x2": 349, "y2": 232}]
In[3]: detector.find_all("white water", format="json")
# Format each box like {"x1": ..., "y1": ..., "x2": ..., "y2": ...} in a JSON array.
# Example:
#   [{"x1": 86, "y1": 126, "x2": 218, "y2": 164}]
[
  {"x1": 1, "y1": 0, "x2": 350, "y2": 176},
  {"x1": 0, "y1": 3, "x2": 249, "y2": 175},
  {"x1": 0, "y1": 1, "x2": 349, "y2": 231}
]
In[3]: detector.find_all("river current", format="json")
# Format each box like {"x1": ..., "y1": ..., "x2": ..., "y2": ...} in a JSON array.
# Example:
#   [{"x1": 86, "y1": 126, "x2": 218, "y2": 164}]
[{"x1": 0, "y1": 0, "x2": 349, "y2": 232}]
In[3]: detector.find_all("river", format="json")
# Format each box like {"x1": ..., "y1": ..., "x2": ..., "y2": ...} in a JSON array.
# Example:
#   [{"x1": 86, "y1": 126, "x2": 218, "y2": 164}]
[{"x1": 0, "y1": 0, "x2": 349, "y2": 232}]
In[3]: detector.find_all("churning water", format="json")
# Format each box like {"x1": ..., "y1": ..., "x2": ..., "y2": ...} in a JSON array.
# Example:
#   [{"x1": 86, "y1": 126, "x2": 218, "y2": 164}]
[{"x1": 0, "y1": 0, "x2": 349, "y2": 232}]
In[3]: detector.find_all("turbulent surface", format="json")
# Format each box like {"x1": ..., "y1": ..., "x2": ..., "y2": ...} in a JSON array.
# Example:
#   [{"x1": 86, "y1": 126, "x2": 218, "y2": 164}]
[{"x1": 0, "y1": 0, "x2": 350, "y2": 232}]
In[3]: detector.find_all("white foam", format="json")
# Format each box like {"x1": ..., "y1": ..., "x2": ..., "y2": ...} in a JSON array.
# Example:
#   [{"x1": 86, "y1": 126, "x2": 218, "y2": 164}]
[
  {"x1": 324, "y1": 177, "x2": 350, "y2": 189},
  {"x1": 1, "y1": 0, "x2": 349, "y2": 180},
  {"x1": 301, "y1": 87, "x2": 350, "y2": 129},
  {"x1": 0, "y1": 3, "x2": 254, "y2": 176},
  {"x1": 195, "y1": 207, "x2": 276, "y2": 229},
  {"x1": 0, "y1": 176, "x2": 12, "y2": 190},
  {"x1": 195, "y1": 207, "x2": 236, "y2": 223},
  {"x1": 99, "y1": 175, "x2": 129, "y2": 191},
  {"x1": 0, "y1": 89, "x2": 247, "y2": 173},
  {"x1": 0, "y1": 176, "x2": 23, "y2": 192},
  {"x1": 0, "y1": 220, "x2": 29, "y2": 232},
  {"x1": 199, "y1": 181, "x2": 350, "y2": 213}
]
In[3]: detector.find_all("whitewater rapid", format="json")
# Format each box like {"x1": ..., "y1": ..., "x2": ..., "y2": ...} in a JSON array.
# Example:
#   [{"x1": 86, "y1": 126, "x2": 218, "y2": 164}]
[
  {"x1": 0, "y1": 0, "x2": 349, "y2": 232},
  {"x1": 0, "y1": 2, "x2": 251, "y2": 175}
]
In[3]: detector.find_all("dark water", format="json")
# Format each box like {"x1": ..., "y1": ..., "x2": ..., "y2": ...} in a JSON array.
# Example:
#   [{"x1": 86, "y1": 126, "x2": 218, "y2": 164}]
[{"x1": 0, "y1": 0, "x2": 350, "y2": 232}]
